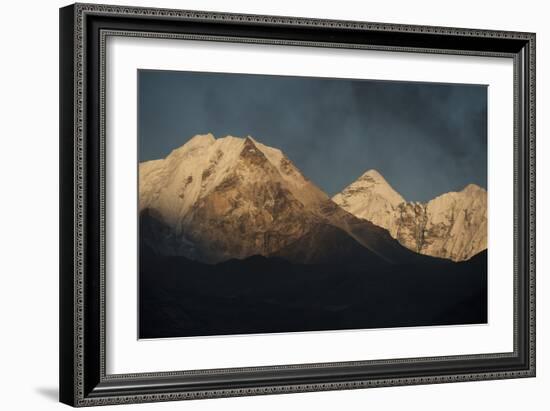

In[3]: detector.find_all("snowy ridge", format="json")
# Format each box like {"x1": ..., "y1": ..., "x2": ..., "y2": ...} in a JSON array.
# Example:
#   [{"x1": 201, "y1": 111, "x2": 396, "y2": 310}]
[
  {"x1": 333, "y1": 172, "x2": 487, "y2": 261},
  {"x1": 140, "y1": 133, "x2": 486, "y2": 263},
  {"x1": 139, "y1": 133, "x2": 338, "y2": 262},
  {"x1": 332, "y1": 169, "x2": 405, "y2": 233}
]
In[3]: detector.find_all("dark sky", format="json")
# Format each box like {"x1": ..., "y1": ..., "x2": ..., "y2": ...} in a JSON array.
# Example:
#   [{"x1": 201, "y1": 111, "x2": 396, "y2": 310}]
[{"x1": 138, "y1": 69, "x2": 487, "y2": 202}]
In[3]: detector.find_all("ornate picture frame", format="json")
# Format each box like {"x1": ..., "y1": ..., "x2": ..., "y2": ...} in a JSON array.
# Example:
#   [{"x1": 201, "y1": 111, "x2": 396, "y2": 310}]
[{"x1": 59, "y1": 3, "x2": 535, "y2": 407}]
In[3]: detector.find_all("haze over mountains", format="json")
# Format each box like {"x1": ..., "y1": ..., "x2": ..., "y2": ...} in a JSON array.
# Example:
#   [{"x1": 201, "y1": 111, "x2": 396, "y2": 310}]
[{"x1": 140, "y1": 134, "x2": 486, "y2": 264}]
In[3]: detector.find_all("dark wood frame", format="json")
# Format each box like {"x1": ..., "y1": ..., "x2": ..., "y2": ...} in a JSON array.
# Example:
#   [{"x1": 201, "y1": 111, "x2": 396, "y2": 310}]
[{"x1": 60, "y1": 3, "x2": 536, "y2": 407}]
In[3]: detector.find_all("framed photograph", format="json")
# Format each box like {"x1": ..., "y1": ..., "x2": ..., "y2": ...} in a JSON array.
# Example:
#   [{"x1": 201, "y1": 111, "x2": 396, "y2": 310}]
[{"x1": 59, "y1": 3, "x2": 536, "y2": 407}]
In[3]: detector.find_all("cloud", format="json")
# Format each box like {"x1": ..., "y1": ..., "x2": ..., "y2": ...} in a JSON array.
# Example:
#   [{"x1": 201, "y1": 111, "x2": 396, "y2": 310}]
[{"x1": 139, "y1": 70, "x2": 487, "y2": 202}]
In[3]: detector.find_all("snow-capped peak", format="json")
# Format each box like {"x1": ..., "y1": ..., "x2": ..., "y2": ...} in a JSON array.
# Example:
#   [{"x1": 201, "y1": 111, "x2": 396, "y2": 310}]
[
  {"x1": 461, "y1": 183, "x2": 486, "y2": 194},
  {"x1": 333, "y1": 169, "x2": 487, "y2": 261},
  {"x1": 187, "y1": 132, "x2": 216, "y2": 146},
  {"x1": 178, "y1": 132, "x2": 216, "y2": 151},
  {"x1": 139, "y1": 133, "x2": 341, "y2": 262},
  {"x1": 359, "y1": 169, "x2": 384, "y2": 180},
  {"x1": 139, "y1": 134, "x2": 330, "y2": 227},
  {"x1": 333, "y1": 169, "x2": 405, "y2": 210}
]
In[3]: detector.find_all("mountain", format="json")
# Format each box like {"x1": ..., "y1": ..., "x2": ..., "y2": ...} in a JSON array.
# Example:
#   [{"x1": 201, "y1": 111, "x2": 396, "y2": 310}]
[
  {"x1": 332, "y1": 169, "x2": 405, "y2": 233},
  {"x1": 333, "y1": 170, "x2": 487, "y2": 261},
  {"x1": 140, "y1": 134, "x2": 321, "y2": 262},
  {"x1": 273, "y1": 223, "x2": 388, "y2": 265},
  {"x1": 138, "y1": 135, "x2": 488, "y2": 338},
  {"x1": 139, "y1": 134, "x2": 432, "y2": 264}
]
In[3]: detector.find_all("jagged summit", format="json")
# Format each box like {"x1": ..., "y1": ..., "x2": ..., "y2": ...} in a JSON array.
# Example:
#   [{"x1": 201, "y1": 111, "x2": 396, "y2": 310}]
[
  {"x1": 172, "y1": 132, "x2": 215, "y2": 153},
  {"x1": 139, "y1": 133, "x2": 431, "y2": 264},
  {"x1": 140, "y1": 133, "x2": 486, "y2": 263},
  {"x1": 240, "y1": 136, "x2": 268, "y2": 162},
  {"x1": 333, "y1": 171, "x2": 487, "y2": 261},
  {"x1": 188, "y1": 132, "x2": 216, "y2": 145},
  {"x1": 359, "y1": 169, "x2": 384, "y2": 181},
  {"x1": 139, "y1": 133, "x2": 331, "y2": 263},
  {"x1": 332, "y1": 169, "x2": 405, "y2": 235},
  {"x1": 461, "y1": 183, "x2": 486, "y2": 194},
  {"x1": 338, "y1": 169, "x2": 405, "y2": 205}
]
